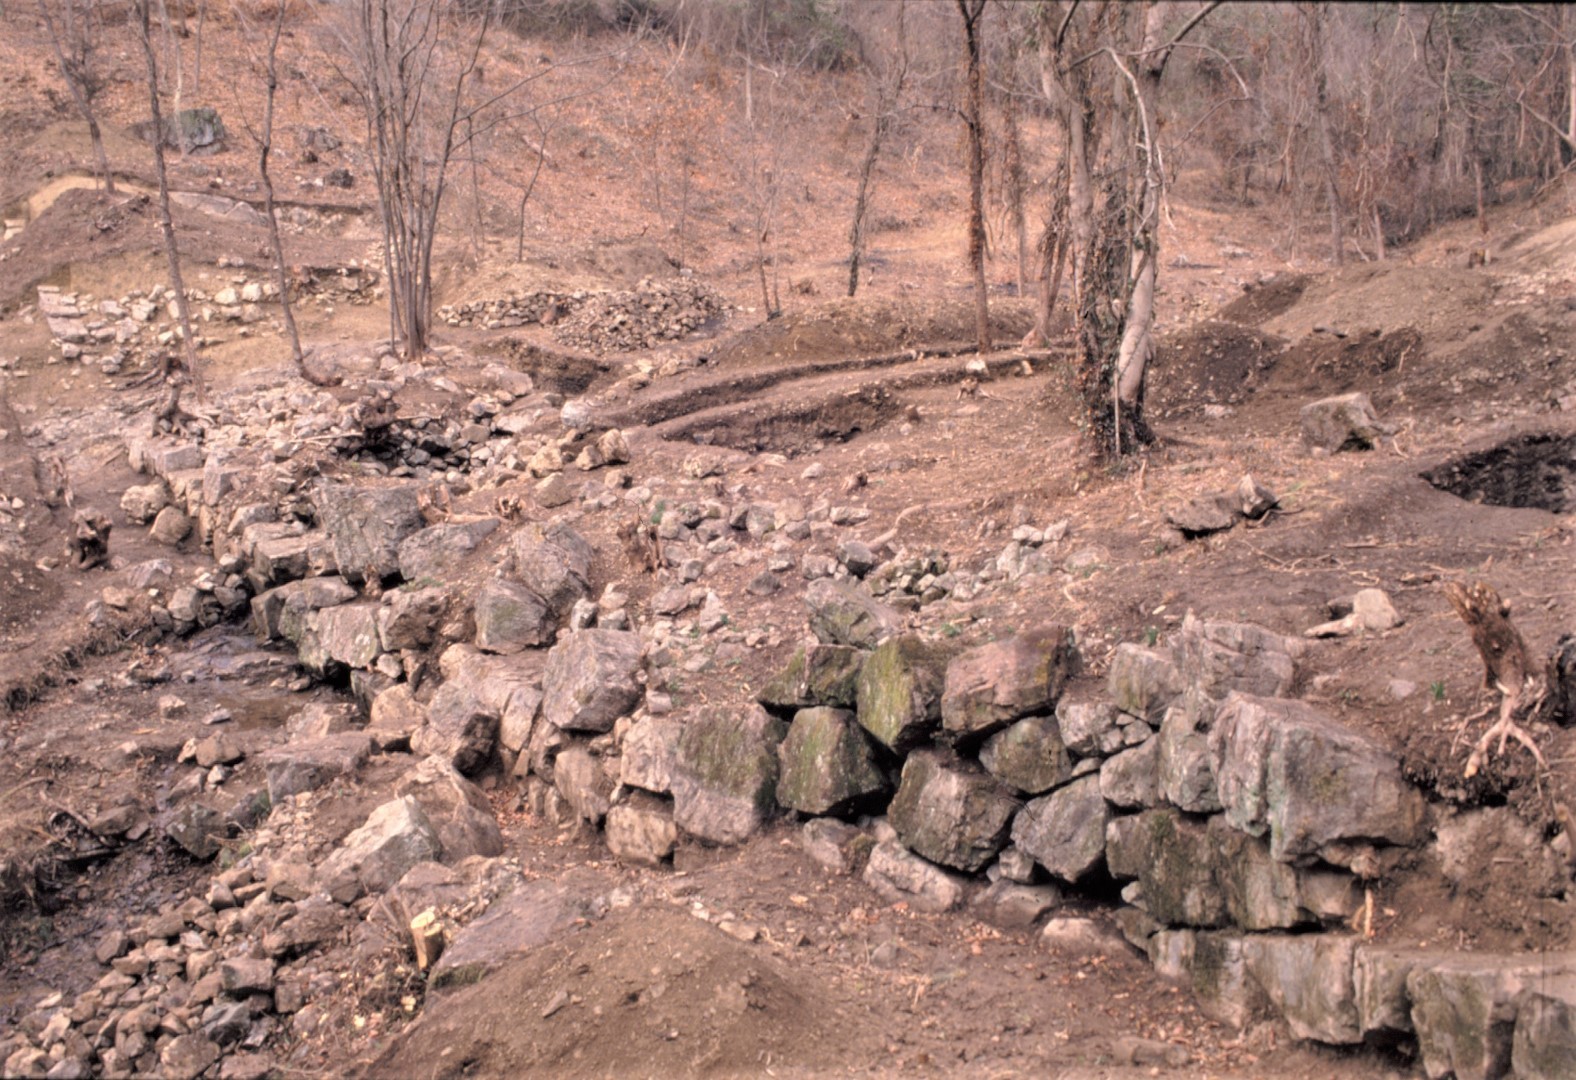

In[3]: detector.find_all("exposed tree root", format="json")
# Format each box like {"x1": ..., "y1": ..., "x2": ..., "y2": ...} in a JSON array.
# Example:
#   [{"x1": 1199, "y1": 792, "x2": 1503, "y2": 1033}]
[{"x1": 1444, "y1": 580, "x2": 1550, "y2": 779}]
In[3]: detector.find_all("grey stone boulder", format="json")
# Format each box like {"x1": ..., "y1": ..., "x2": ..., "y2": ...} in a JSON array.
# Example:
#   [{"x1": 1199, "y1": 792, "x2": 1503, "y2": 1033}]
[
  {"x1": 605, "y1": 792, "x2": 678, "y2": 867},
  {"x1": 940, "y1": 627, "x2": 1076, "y2": 745},
  {"x1": 310, "y1": 602, "x2": 382, "y2": 670},
  {"x1": 252, "y1": 576, "x2": 356, "y2": 642},
  {"x1": 1434, "y1": 807, "x2": 1569, "y2": 901},
  {"x1": 1166, "y1": 494, "x2": 1240, "y2": 537},
  {"x1": 369, "y1": 683, "x2": 425, "y2": 751},
  {"x1": 757, "y1": 644, "x2": 864, "y2": 711},
  {"x1": 1108, "y1": 644, "x2": 1183, "y2": 723},
  {"x1": 805, "y1": 578, "x2": 902, "y2": 648},
  {"x1": 120, "y1": 481, "x2": 169, "y2": 524},
  {"x1": 1513, "y1": 975, "x2": 1576, "y2": 1080},
  {"x1": 855, "y1": 634, "x2": 950, "y2": 752},
  {"x1": 150, "y1": 505, "x2": 193, "y2": 546},
  {"x1": 1408, "y1": 953, "x2": 1576, "y2": 1080},
  {"x1": 320, "y1": 796, "x2": 441, "y2": 895},
  {"x1": 774, "y1": 707, "x2": 889, "y2": 816},
  {"x1": 498, "y1": 684, "x2": 542, "y2": 758},
  {"x1": 1243, "y1": 933, "x2": 1363, "y2": 1044},
  {"x1": 799, "y1": 818, "x2": 876, "y2": 875},
  {"x1": 1177, "y1": 613, "x2": 1304, "y2": 711},
  {"x1": 1301, "y1": 391, "x2": 1388, "y2": 452},
  {"x1": 512, "y1": 522, "x2": 594, "y2": 613},
  {"x1": 888, "y1": 749, "x2": 1019, "y2": 873},
  {"x1": 1099, "y1": 739, "x2": 1161, "y2": 810},
  {"x1": 541, "y1": 629, "x2": 643, "y2": 734},
  {"x1": 1056, "y1": 697, "x2": 1124, "y2": 757},
  {"x1": 260, "y1": 732, "x2": 372, "y2": 803},
  {"x1": 1209, "y1": 693, "x2": 1426, "y2": 866},
  {"x1": 377, "y1": 585, "x2": 447, "y2": 651},
  {"x1": 411, "y1": 682, "x2": 498, "y2": 776},
  {"x1": 394, "y1": 756, "x2": 503, "y2": 859},
  {"x1": 165, "y1": 802, "x2": 225, "y2": 860},
  {"x1": 1011, "y1": 774, "x2": 1110, "y2": 883},
  {"x1": 862, "y1": 840, "x2": 965, "y2": 912},
  {"x1": 553, "y1": 744, "x2": 615, "y2": 825},
  {"x1": 313, "y1": 482, "x2": 424, "y2": 584},
  {"x1": 1148, "y1": 928, "x2": 1264, "y2": 1028},
  {"x1": 1353, "y1": 946, "x2": 1439, "y2": 1037},
  {"x1": 972, "y1": 880, "x2": 1063, "y2": 929},
  {"x1": 620, "y1": 714, "x2": 682, "y2": 794},
  {"x1": 1157, "y1": 705, "x2": 1222, "y2": 814},
  {"x1": 397, "y1": 518, "x2": 500, "y2": 583},
  {"x1": 978, "y1": 715, "x2": 1075, "y2": 795},
  {"x1": 671, "y1": 705, "x2": 786, "y2": 845},
  {"x1": 473, "y1": 579, "x2": 554, "y2": 653},
  {"x1": 286, "y1": 701, "x2": 360, "y2": 740}
]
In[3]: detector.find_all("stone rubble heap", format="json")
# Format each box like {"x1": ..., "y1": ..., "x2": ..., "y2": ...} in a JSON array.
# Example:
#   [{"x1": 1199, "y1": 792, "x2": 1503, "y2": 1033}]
[{"x1": 438, "y1": 277, "x2": 726, "y2": 354}]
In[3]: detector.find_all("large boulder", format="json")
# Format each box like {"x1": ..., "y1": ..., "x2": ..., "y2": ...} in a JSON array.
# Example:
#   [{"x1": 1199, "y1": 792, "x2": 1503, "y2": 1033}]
[
  {"x1": 313, "y1": 482, "x2": 424, "y2": 584},
  {"x1": 310, "y1": 602, "x2": 383, "y2": 670},
  {"x1": 775, "y1": 707, "x2": 889, "y2": 817},
  {"x1": 1209, "y1": 694, "x2": 1426, "y2": 866},
  {"x1": 1242, "y1": 933, "x2": 1362, "y2": 1044},
  {"x1": 940, "y1": 627, "x2": 1076, "y2": 745},
  {"x1": 1408, "y1": 954, "x2": 1576, "y2": 1080},
  {"x1": 411, "y1": 683, "x2": 499, "y2": 776},
  {"x1": 805, "y1": 579, "x2": 902, "y2": 648},
  {"x1": 1011, "y1": 774, "x2": 1109, "y2": 883},
  {"x1": 377, "y1": 585, "x2": 448, "y2": 651},
  {"x1": 670, "y1": 705, "x2": 786, "y2": 845},
  {"x1": 540, "y1": 630, "x2": 643, "y2": 733},
  {"x1": 620, "y1": 714, "x2": 682, "y2": 794},
  {"x1": 1148, "y1": 928, "x2": 1264, "y2": 1028},
  {"x1": 553, "y1": 745, "x2": 615, "y2": 825},
  {"x1": 757, "y1": 644, "x2": 864, "y2": 711},
  {"x1": 1208, "y1": 816, "x2": 1358, "y2": 931},
  {"x1": 888, "y1": 749, "x2": 1019, "y2": 873},
  {"x1": 320, "y1": 796, "x2": 441, "y2": 895},
  {"x1": 398, "y1": 518, "x2": 500, "y2": 583},
  {"x1": 1300, "y1": 391, "x2": 1388, "y2": 452},
  {"x1": 605, "y1": 792, "x2": 678, "y2": 867},
  {"x1": 1104, "y1": 808, "x2": 1225, "y2": 928},
  {"x1": 1099, "y1": 739, "x2": 1161, "y2": 810},
  {"x1": 978, "y1": 715, "x2": 1075, "y2": 795},
  {"x1": 393, "y1": 756, "x2": 504, "y2": 860},
  {"x1": 512, "y1": 522, "x2": 594, "y2": 613},
  {"x1": 1513, "y1": 975, "x2": 1576, "y2": 1080},
  {"x1": 855, "y1": 635, "x2": 950, "y2": 753},
  {"x1": 252, "y1": 576, "x2": 356, "y2": 642},
  {"x1": 473, "y1": 579, "x2": 554, "y2": 653}
]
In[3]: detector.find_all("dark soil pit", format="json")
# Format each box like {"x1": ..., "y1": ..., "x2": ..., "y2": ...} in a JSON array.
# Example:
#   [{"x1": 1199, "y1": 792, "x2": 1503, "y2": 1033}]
[
  {"x1": 669, "y1": 385, "x2": 901, "y2": 457},
  {"x1": 1421, "y1": 432, "x2": 1576, "y2": 513}
]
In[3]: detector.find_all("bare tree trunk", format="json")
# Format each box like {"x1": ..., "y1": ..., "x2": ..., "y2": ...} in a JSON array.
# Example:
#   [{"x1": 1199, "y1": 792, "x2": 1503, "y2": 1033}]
[
  {"x1": 38, "y1": 0, "x2": 115, "y2": 196},
  {"x1": 257, "y1": 0, "x2": 311, "y2": 383},
  {"x1": 958, "y1": 0, "x2": 990, "y2": 354},
  {"x1": 135, "y1": 0, "x2": 204, "y2": 400},
  {"x1": 847, "y1": 110, "x2": 890, "y2": 298},
  {"x1": 1306, "y1": 3, "x2": 1345, "y2": 265},
  {"x1": 1002, "y1": 73, "x2": 1028, "y2": 296}
]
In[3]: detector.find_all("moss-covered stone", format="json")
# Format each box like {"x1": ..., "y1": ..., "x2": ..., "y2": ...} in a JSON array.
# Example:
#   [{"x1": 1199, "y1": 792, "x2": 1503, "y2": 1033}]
[
  {"x1": 757, "y1": 644, "x2": 864, "y2": 712},
  {"x1": 671, "y1": 705, "x2": 787, "y2": 845},
  {"x1": 978, "y1": 715, "x2": 1074, "y2": 795},
  {"x1": 855, "y1": 635, "x2": 951, "y2": 752},
  {"x1": 1105, "y1": 808, "x2": 1225, "y2": 928},
  {"x1": 775, "y1": 707, "x2": 889, "y2": 816}
]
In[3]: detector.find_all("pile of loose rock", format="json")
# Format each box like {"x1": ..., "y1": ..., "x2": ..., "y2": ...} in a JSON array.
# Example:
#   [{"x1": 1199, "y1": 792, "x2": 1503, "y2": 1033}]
[{"x1": 438, "y1": 277, "x2": 726, "y2": 354}]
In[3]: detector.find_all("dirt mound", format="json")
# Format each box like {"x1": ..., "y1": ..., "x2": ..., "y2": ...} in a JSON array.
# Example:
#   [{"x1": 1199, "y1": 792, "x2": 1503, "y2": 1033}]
[
  {"x1": 361, "y1": 907, "x2": 850, "y2": 1080},
  {"x1": 1149, "y1": 319, "x2": 1286, "y2": 413},
  {"x1": 1215, "y1": 272, "x2": 1310, "y2": 326},
  {"x1": 1262, "y1": 326, "x2": 1424, "y2": 396},
  {"x1": 708, "y1": 296, "x2": 1037, "y2": 369}
]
